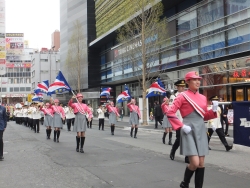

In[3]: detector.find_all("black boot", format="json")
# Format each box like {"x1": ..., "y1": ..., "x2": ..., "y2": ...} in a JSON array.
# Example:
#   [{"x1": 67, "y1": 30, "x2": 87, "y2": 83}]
[
  {"x1": 180, "y1": 167, "x2": 195, "y2": 188},
  {"x1": 46, "y1": 129, "x2": 49, "y2": 139},
  {"x1": 219, "y1": 135, "x2": 233, "y2": 151},
  {"x1": 80, "y1": 137, "x2": 85, "y2": 153},
  {"x1": 54, "y1": 130, "x2": 56, "y2": 142},
  {"x1": 48, "y1": 129, "x2": 51, "y2": 139},
  {"x1": 195, "y1": 167, "x2": 205, "y2": 188},
  {"x1": 168, "y1": 132, "x2": 172, "y2": 145},
  {"x1": 57, "y1": 130, "x2": 60, "y2": 142},
  {"x1": 111, "y1": 126, "x2": 113, "y2": 135},
  {"x1": 170, "y1": 149, "x2": 175, "y2": 160},
  {"x1": 134, "y1": 128, "x2": 138, "y2": 138},
  {"x1": 130, "y1": 127, "x2": 134, "y2": 137},
  {"x1": 76, "y1": 136, "x2": 80, "y2": 152},
  {"x1": 162, "y1": 132, "x2": 167, "y2": 144}
]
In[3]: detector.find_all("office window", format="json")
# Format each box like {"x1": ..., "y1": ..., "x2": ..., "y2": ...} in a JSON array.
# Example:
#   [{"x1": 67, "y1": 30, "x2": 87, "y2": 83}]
[
  {"x1": 1, "y1": 88, "x2": 6, "y2": 92},
  {"x1": 14, "y1": 87, "x2": 19, "y2": 92},
  {"x1": 8, "y1": 78, "x2": 13, "y2": 84},
  {"x1": 26, "y1": 87, "x2": 31, "y2": 91},
  {"x1": 10, "y1": 88, "x2": 13, "y2": 92},
  {"x1": 20, "y1": 78, "x2": 23, "y2": 83},
  {"x1": 20, "y1": 87, "x2": 25, "y2": 91}
]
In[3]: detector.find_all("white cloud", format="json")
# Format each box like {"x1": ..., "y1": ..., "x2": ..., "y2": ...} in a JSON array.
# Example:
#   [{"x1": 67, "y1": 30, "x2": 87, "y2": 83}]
[{"x1": 5, "y1": 0, "x2": 60, "y2": 49}]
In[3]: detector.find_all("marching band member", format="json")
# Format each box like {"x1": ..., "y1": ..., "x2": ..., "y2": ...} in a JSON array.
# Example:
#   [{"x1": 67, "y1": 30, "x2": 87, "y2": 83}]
[
  {"x1": 169, "y1": 80, "x2": 189, "y2": 163},
  {"x1": 86, "y1": 104, "x2": 93, "y2": 129},
  {"x1": 14, "y1": 107, "x2": 23, "y2": 125},
  {"x1": 40, "y1": 103, "x2": 54, "y2": 139},
  {"x1": 22, "y1": 102, "x2": 29, "y2": 127},
  {"x1": 32, "y1": 103, "x2": 41, "y2": 133},
  {"x1": 106, "y1": 101, "x2": 120, "y2": 135},
  {"x1": 161, "y1": 98, "x2": 172, "y2": 145},
  {"x1": 97, "y1": 105, "x2": 106, "y2": 130},
  {"x1": 51, "y1": 98, "x2": 65, "y2": 143},
  {"x1": 64, "y1": 105, "x2": 75, "y2": 131},
  {"x1": 164, "y1": 71, "x2": 217, "y2": 188},
  {"x1": 27, "y1": 103, "x2": 34, "y2": 129},
  {"x1": 68, "y1": 93, "x2": 93, "y2": 153},
  {"x1": 127, "y1": 98, "x2": 141, "y2": 138},
  {"x1": 207, "y1": 96, "x2": 233, "y2": 151}
]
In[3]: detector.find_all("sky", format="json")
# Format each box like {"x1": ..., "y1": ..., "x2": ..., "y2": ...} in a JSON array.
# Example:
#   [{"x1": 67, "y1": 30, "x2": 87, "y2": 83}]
[{"x1": 5, "y1": 0, "x2": 60, "y2": 49}]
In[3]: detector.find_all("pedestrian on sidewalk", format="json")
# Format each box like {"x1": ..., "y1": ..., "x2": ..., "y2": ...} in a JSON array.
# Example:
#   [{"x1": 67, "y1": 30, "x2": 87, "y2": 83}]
[
  {"x1": 97, "y1": 105, "x2": 105, "y2": 130},
  {"x1": 86, "y1": 104, "x2": 93, "y2": 129},
  {"x1": 40, "y1": 103, "x2": 54, "y2": 139},
  {"x1": 127, "y1": 98, "x2": 141, "y2": 139},
  {"x1": 68, "y1": 93, "x2": 93, "y2": 153},
  {"x1": 51, "y1": 98, "x2": 65, "y2": 143},
  {"x1": 207, "y1": 96, "x2": 233, "y2": 151},
  {"x1": 120, "y1": 107, "x2": 124, "y2": 121},
  {"x1": 154, "y1": 101, "x2": 163, "y2": 129},
  {"x1": 0, "y1": 101, "x2": 7, "y2": 161},
  {"x1": 161, "y1": 98, "x2": 173, "y2": 145},
  {"x1": 106, "y1": 101, "x2": 120, "y2": 135},
  {"x1": 219, "y1": 97, "x2": 230, "y2": 137},
  {"x1": 169, "y1": 80, "x2": 189, "y2": 163},
  {"x1": 164, "y1": 71, "x2": 217, "y2": 188}
]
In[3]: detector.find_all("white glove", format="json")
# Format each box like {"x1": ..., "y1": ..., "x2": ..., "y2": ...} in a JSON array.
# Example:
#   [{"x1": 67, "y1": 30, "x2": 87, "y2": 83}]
[
  {"x1": 212, "y1": 101, "x2": 218, "y2": 112},
  {"x1": 182, "y1": 124, "x2": 191, "y2": 134}
]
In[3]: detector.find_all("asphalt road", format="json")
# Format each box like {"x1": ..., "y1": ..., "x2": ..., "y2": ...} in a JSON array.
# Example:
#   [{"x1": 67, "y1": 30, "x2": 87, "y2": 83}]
[{"x1": 0, "y1": 121, "x2": 249, "y2": 188}]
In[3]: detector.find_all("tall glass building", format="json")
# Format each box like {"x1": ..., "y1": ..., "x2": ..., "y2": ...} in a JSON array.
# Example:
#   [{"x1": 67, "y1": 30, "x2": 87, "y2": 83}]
[{"x1": 61, "y1": 0, "x2": 250, "y2": 113}]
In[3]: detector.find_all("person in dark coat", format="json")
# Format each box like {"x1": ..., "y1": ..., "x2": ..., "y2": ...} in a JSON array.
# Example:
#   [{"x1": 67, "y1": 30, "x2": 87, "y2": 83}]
[
  {"x1": 0, "y1": 102, "x2": 7, "y2": 161},
  {"x1": 219, "y1": 97, "x2": 230, "y2": 136},
  {"x1": 154, "y1": 101, "x2": 163, "y2": 129}
]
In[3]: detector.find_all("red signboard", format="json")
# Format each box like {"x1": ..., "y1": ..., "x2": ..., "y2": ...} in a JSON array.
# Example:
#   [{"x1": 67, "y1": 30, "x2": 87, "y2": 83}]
[{"x1": 0, "y1": 59, "x2": 5, "y2": 64}]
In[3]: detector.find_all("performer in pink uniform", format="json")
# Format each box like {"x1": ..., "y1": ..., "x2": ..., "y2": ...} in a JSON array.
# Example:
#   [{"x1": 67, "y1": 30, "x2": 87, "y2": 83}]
[
  {"x1": 127, "y1": 98, "x2": 141, "y2": 138},
  {"x1": 106, "y1": 101, "x2": 120, "y2": 135},
  {"x1": 50, "y1": 98, "x2": 65, "y2": 143},
  {"x1": 68, "y1": 93, "x2": 93, "y2": 153},
  {"x1": 164, "y1": 71, "x2": 217, "y2": 188},
  {"x1": 40, "y1": 103, "x2": 54, "y2": 139}
]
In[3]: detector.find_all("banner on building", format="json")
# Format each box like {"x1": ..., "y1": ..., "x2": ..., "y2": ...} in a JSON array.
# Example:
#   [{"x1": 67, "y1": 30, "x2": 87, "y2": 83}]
[{"x1": 232, "y1": 101, "x2": 250, "y2": 147}]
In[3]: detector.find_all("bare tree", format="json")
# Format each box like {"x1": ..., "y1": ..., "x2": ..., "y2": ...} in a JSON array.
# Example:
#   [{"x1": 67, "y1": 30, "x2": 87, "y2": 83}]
[
  {"x1": 116, "y1": 0, "x2": 168, "y2": 125},
  {"x1": 65, "y1": 20, "x2": 87, "y2": 93}
]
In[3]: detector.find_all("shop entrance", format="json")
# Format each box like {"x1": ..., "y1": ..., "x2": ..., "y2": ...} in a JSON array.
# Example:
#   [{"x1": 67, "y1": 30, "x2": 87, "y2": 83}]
[{"x1": 232, "y1": 85, "x2": 250, "y2": 101}]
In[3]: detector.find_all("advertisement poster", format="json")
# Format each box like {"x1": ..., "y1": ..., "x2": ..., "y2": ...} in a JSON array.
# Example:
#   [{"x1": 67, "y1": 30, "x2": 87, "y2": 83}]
[{"x1": 227, "y1": 109, "x2": 233, "y2": 124}]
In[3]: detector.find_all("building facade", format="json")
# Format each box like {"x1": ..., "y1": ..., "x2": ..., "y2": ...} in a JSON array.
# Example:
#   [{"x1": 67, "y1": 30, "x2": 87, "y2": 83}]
[
  {"x1": 31, "y1": 48, "x2": 60, "y2": 95},
  {"x1": 90, "y1": 0, "x2": 250, "y2": 103},
  {"x1": 1, "y1": 33, "x2": 32, "y2": 105},
  {"x1": 60, "y1": 0, "x2": 250, "y2": 115}
]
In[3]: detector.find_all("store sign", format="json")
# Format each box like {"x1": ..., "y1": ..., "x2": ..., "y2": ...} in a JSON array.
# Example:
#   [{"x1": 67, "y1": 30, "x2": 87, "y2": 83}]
[
  {"x1": 6, "y1": 63, "x2": 31, "y2": 68},
  {"x1": 5, "y1": 94, "x2": 27, "y2": 97},
  {"x1": 114, "y1": 34, "x2": 158, "y2": 57},
  {"x1": 6, "y1": 33, "x2": 24, "y2": 37}
]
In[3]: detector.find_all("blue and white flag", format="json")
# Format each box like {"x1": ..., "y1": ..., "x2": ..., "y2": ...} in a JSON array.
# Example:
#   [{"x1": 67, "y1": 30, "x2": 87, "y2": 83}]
[
  {"x1": 116, "y1": 85, "x2": 131, "y2": 103},
  {"x1": 100, "y1": 87, "x2": 111, "y2": 97},
  {"x1": 146, "y1": 81, "x2": 166, "y2": 98},
  {"x1": 34, "y1": 80, "x2": 49, "y2": 94},
  {"x1": 32, "y1": 93, "x2": 43, "y2": 102},
  {"x1": 47, "y1": 71, "x2": 71, "y2": 96}
]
